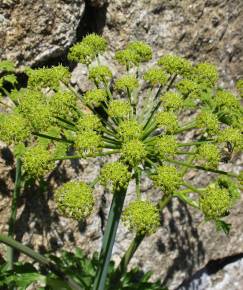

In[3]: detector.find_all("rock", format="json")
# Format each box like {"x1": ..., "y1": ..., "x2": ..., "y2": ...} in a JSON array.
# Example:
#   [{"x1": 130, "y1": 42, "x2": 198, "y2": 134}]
[
  {"x1": 0, "y1": 0, "x2": 85, "y2": 66},
  {"x1": 103, "y1": 0, "x2": 243, "y2": 87}
]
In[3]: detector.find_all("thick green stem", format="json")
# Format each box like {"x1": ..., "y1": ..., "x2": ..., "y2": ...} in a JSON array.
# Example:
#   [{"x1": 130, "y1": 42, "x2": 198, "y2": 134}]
[
  {"x1": 110, "y1": 194, "x2": 172, "y2": 289},
  {"x1": 0, "y1": 234, "x2": 82, "y2": 290},
  {"x1": 7, "y1": 158, "x2": 21, "y2": 270},
  {"x1": 33, "y1": 132, "x2": 73, "y2": 144},
  {"x1": 93, "y1": 187, "x2": 128, "y2": 290}
]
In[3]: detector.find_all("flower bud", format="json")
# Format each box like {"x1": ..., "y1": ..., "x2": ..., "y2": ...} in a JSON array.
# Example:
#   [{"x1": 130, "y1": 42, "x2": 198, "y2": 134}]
[
  {"x1": 155, "y1": 135, "x2": 177, "y2": 158},
  {"x1": 89, "y1": 65, "x2": 112, "y2": 84},
  {"x1": 196, "y1": 144, "x2": 220, "y2": 168},
  {"x1": 158, "y1": 54, "x2": 192, "y2": 75},
  {"x1": 127, "y1": 41, "x2": 152, "y2": 63},
  {"x1": 100, "y1": 162, "x2": 131, "y2": 191},
  {"x1": 161, "y1": 92, "x2": 183, "y2": 111},
  {"x1": 76, "y1": 113, "x2": 101, "y2": 132},
  {"x1": 117, "y1": 119, "x2": 142, "y2": 141},
  {"x1": 68, "y1": 42, "x2": 95, "y2": 65},
  {"x1": 122, "y1": 200, "x2": 160, "y2": 235},
  {"x1": 121, "y1": 139, "x2": 147, "y2": 166},
  {"x1": 55, "y1": 181, "x2": 94, "y2": 220},
  {"x1": 153, "y1": 165, "x2": 181, "y2": 193},
  {"x1": 143, "y1": 67, "x2": 168, "y2": 86}
]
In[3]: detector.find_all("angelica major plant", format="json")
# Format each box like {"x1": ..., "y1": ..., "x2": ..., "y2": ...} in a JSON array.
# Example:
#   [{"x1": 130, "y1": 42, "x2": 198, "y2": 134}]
[{"x1": 0, "y1": 33, "x2": 242, "y2": 290}]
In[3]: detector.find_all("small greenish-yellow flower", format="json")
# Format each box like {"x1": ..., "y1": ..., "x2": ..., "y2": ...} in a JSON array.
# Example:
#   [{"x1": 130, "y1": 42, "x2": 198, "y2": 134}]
[
  {"x1": 155, "y1": 135, "x2": 177, "y2": 158},
  {"x1": 192, "y1": 63, "x2": 218, "y2": 87},
  {"x1": 127, "y1": 41, "x2": 152, "y2": 63},
  {"x1": 68, "y1": 42, "x2": 95, "y2": 65},
  {"x1": 55, "y1": 181, "x2": 94, "y2": 220},
  {"x1": 196, "y1": 144, "x2": 220, "y2": 168},
  {"x1": 199, "y1": 186, "x2": 231, "y2": 220},
  {"x1": 122, "y1": 200, "x2": 160, "y2": 235},
  {"x1": 49, "y1": 91, "x2": 77, "y2": 118},
  {"x1": 217, "y1": 176, "x2": 240, "y2": 205},
  {"x1": 0, "y1": 112, "x2": 30, "y2": 145},
  {"x1": 83, "y1": 89, "x2": 107, "y2": 107},
  {"x1": 100, "y1": 162, "x2": 131, "y2": 191},
  {"x1": 22, "y1": 145, "x2": 55, "y2": 178},
  {"x1": 218, "y1": 127, "x2": 243, "y2": 150},
  {"x1": 196, "y1": 110, "x2": 219, "y2": 134},
  {"x1": 161, "y1": 92, "x2": 183, "y2": 111},
  {"x1": 153, "y1": 165, "x2": 181, "y2": 193},
  {"x1": 143, "y1": 67, "x2": 168, "y2": 86},
  {"x1": 115, "y1": 75, "x2": 139, "y2": 92},
  {"x1": 117, "y1": 119, "x2": 142, "y2": 141},
  {"x1": 236, "y1": 79, "x2": 243, "y2": 98},
  {"x1": 88, "y1": 65, "x2": 112, "y2": 84},
  {"x1": 107, "y1": 99, "x2": 131, "y2": 118},
  {"x1": 156, "y1": 111, "x2": 179, "y2": 133},
  {"x1": 121, "y1": 139, "x2": 147, "y2": 166},
  {"x1": 158, "y1": 54, "x2": 192, "y2": 75},
  {"x1": 76, "y1": 113, "x2": 101, "y2": 132},
  {"x1": 27, "y1": 65, "x2": 70, "y2": 89},
  {"x1": 74, "y1": 131, "x2": 102, "y2": 156},
  {"x1": 115, "y1": 49, "x2": 139, "y2": 67},
  {"x1": 176, "y1": 79, "x2": 201, "y2": 99},
  {"x1": 82, "y1": 33, "x2": 107, "y2": 55},
  {"x1": 214, "y1": 90, "x2": 240, "y2": 109}
]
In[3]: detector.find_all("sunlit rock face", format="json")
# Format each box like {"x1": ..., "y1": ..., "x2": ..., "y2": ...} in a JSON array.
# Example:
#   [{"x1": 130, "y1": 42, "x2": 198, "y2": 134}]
[{"x1": 0, "y1": 0, "x2": 85, "y2": 66}]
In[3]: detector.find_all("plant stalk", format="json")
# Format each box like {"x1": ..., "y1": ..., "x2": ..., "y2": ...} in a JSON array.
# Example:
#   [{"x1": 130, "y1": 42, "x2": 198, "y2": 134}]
[
  {"x1": 93, "y1": 186, "x2": 128, "y2": 290},
  {"x1": 7, "y1": 157, "x2": 21, "y2": 270}
]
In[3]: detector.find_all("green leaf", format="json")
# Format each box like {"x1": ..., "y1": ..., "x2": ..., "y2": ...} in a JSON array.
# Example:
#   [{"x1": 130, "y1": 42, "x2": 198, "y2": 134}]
[
  {"x1": 13, "y1": 143, "x2": 26, "y2": 158},
  {"x1": 215, "y1": 219, "x2": 231, "y2": 235}
]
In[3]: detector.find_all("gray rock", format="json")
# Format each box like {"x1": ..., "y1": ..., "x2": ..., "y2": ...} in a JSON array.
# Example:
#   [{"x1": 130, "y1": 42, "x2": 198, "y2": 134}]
[{"x1": 0, "y1": 0, "x2": 85, "y2": 66}]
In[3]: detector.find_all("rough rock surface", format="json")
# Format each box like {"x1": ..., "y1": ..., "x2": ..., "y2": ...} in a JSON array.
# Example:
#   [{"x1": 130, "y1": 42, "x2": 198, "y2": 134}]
[
  {"x1": 0, "y1": 0, "x2": 85, "y2": 66},
  {"x1": 0, "y1": 1, "x2": 243, "y2": 290},
  {"x1": 103, "y1": 0, "x2": 243, "y2": 87}
]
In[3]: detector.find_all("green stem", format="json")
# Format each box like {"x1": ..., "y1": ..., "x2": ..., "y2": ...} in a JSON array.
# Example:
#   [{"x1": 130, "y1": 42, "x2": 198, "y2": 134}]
[
  {"x1": 0, "y1": 234, "x2": 82, "y2": 290},
  {"x1": 93, "y1": 186, "x2": 128, "y2": 290},
  {"x1": 33, "y1": 132, "x2": 73, "y2": 144},
  {"x1": 7, "y1": 158, "x2": 21, "y2": 270},
  {"x1": 166, "y1": 158, "x2": 238, "y2": 177},
  {"x1": 53, "y1": 150, "x2": 120, "y2": 161}
]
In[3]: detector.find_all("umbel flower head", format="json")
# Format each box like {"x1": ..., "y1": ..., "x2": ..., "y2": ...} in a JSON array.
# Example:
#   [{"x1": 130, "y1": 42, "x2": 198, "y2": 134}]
[
  {"x1": 100, "y1": 162, "x2": 131, "y2": 191},
  {"x1": 0, "y1": 34, "x2": 241, "y2": 232},
  {"x1": 55, "y1": 181, "x2": 94, "y2": 220},
  {"x1": 122, "y1": 200, "x2": 160, "y2": 235}
]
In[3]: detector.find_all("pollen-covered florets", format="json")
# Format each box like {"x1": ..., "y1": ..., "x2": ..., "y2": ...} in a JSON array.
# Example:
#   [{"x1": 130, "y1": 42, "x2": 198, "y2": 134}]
[
  {"x1": 176, "y1": 79, "x2": 201, "y2": 99},
  {"x1": 199, "y1": 186, "x2": 231, "y2": 220},
  {"x1": 68, "y1": 42, "x2": 95, "y2": 65},
  {"x1": 122, "y1": 200, "x2": 160, "y2": 235},
  {"x1": 82, "y1": 33, "x2": 107, "y2": 55},
  {"x1": 196, "y1": 144, "x2": 220, "y2": 168},
  {"x1": 49, "y1": 91, "x2": 77, "y2": 118},
  {"x1": 117, "y1": 119, "x2": 142, "y2": 141},
  {"x1": 100, "y1": 162, "x2": 131, "y2": 191},
  {"x1": 15, "y1": 89, "x2": 51, "y2": 131},
  {"x1": 26, "y1": 65, "x2": 70, "y2": 89},
  {"x1": 76, "y1": 113, "x2": 101, "y2": 132},
  {"x1": 83, "y1": 88, "x2": 107, "y2": 107},
  {"x1": 22, "y1": 145, "x2": 55, "y2": 178},
  {"x1": 55, "y1": 181, "x2": 94, "y2": 220},
  {"x1": 0, "y1": 112, "x2": 30, "y2": 145},
  {"x1": 158, "y1": 54, "x2": 192, "y2": 75},
  {"x1": 161, "y1": 91, "x2": 183, "y2": 111},
  {"x1": 153, "y1": 165, "x2": 181, "y2": 193},
  {"x1": 88, "y1": 65, "x2": 112, "y2": 84},
  {"x1": 196, "y1": 110, "x2": 219, "y2": 134},
  {"x1": 218, "y1": 127, "x2": 243, "y2": 150},
  {"x1": 192, "y1": 62, "x2": 218, "y2": 87},
  {"x1": 155, "y1": 135, "x2": 178, "y2": 158},
  {"x1": 143, "y1": 67, "x2": 168, "y2": 86},
  {"x1": 107, "y1": 99, "x2": 131, "y2": 118},
  {"x1": 121, "y1": 139, "x2": 147, "y2": 166},
  {"x1": 115, "y1": 49, "x2": 139, "y2": 67},
  {"x1": 115, "y1": 75, "x2": 139, "y2": 92},
  {"x1": 127, "y1": 41, "x2": 152, "y2": 63},
  {"x1": 214, "y1": 90, "x2": 240, "y2": 109},
  {"x1": 74, "y1": 131, "x2": 102, "y2": 156},
  {"x1": 156, "y1": 111, "x2": 179, "y2": 133}
]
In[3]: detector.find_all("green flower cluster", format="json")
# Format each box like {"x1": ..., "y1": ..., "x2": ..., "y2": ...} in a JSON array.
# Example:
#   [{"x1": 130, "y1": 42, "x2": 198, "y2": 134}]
[
  {"x1": 68, "y1": 33, "x2": 107, "y2": 65},
  {"x1": 122, "y1": 200, "x2": 160, "y2": 235},
  {"x1": 0, "y1": 34, "x2": 241, "y2": 233},
  {"x1": 100, "y1": 162, "x2": 131, "y2": 191},
  {"x1": 55, "y1": 181, "x2": 94, "y2": 220}
]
